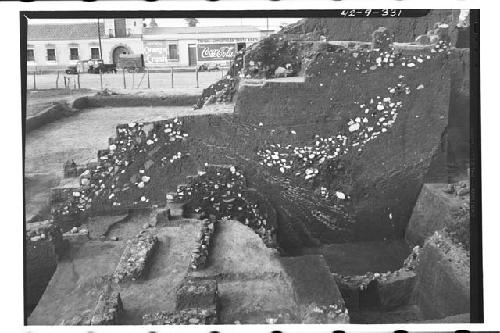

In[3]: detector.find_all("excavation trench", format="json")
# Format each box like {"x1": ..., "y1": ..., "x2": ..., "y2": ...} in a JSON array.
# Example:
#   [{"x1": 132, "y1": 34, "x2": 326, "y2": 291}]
[{"x1": 26, "y1": 30, "x2": 470, "y2": 323}]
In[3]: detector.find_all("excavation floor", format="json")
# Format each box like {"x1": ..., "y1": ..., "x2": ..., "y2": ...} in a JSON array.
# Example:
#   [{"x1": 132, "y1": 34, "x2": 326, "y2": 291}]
[
  {"x1": 28, "y1": 217, "x2": 203, "y2": 325},
  {"x1": 301, "y1": 239, "x2": 411, "y2": 276}
]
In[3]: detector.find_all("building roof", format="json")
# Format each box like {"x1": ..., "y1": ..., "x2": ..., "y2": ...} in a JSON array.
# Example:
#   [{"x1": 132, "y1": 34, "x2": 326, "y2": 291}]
[
  {"x1": 28, "y1": 23, "x2": 105, "y2": 41},
  {"x1": 143, "y1": 25, "x2": 262, "y2": 35}
]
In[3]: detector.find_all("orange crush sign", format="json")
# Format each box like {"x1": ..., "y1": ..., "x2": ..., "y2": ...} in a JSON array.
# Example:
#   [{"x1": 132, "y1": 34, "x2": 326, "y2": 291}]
[
  {"x1": 144, "y1": 41, "x2": 167, "y2": 63},
  {"x1": 197, "y1": 43, "x2": 236, "y2": 61}
]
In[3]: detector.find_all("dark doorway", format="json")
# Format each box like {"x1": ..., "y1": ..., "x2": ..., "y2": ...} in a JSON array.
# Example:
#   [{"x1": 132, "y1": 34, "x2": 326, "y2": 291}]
[
  {"x1": 188, "y1": 44, "x2": 197, "y2": 66},
  {"x1": 112, "y1": 46, "x2": 130, "y2": 65},
  {"x1": 237, "y1": 42, "x2": 246, "y2": 51}
]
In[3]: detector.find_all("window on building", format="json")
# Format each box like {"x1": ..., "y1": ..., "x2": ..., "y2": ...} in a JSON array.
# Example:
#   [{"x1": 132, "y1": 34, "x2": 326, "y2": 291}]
[
  {"x1": 27, "y1": 49, "x2": 34, "y2": 62},
  {"x1": 168, "y1": 44, "x2": 179, "y2": 60},
  {"x1": 46, "y1": 48, "x2": 56, "y2": 61},
  {"x1": 90, "y1": 47, "x2": 100, "y2": 60},
  {"x1": 69, "y1": 47, "x2": 79, "y2": 60}
]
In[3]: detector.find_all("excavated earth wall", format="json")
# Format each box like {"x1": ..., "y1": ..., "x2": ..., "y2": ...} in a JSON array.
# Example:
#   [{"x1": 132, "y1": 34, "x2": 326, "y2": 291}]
[
  {"x1": 59, "y1": 46, "x2": 469, "y2": 255},
  {"x1": 234, "y1": 48, "x2": 469, "y2": 251},
  {"x1": 285, "y1": 10, "x2": 460, "y2": 43}
]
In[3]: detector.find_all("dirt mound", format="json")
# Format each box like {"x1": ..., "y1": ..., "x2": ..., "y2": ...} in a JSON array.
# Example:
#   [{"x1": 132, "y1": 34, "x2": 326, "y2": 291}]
[{"x1": 284, "y1": 10, "x2": 460, "y2": 43}]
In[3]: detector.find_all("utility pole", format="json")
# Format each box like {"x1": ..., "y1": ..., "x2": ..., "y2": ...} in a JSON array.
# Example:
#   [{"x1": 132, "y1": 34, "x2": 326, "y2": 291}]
[{"x1": 97, "y1": 18, "x2": 103, "y2": 60}]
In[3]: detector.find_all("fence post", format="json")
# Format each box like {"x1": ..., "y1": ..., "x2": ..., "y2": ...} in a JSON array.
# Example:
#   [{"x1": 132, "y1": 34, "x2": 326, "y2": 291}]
[
  {"x1": 100, "y1": 72, "x2": 103, "y2": 90},
  {"x1": 195, "y1": 66, "x2": 199, "y2": 88},
  {"x1": 56, "y1": 71, "x2": 59, "y2": 89},
  {"x1": 132, "y1": 71, "x2": 135, "y2": 89},
  {"x1": 77, "y1": 72, "x2": 81, "y2": 89},
  {"x1": 33, "y1": 69, "x2": 36, "y2": 90},
  {"x1": 147, "y1": 69, "x2": 150, "y2": 89},
  {"x1": 221, "y1": 68, "x2": 224, "y2": 79},
  {"x1": 122, "y1": 68, "x2": 126, "y2": 89},
  {"x1": 171, "y1": 67, "x2": 174, "y2": 88}
]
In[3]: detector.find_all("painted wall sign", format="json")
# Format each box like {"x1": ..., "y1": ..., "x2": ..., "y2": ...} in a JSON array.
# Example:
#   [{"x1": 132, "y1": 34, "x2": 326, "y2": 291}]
[
  {"x1": 197, "y1": 43, "x2": 236, "y2": 61},
  {"x1": 144, "y1": 40, "x2": 167, "y2": 63}
]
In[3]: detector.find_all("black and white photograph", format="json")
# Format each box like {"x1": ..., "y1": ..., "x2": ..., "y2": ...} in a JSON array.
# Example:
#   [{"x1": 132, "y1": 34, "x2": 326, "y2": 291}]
[{"x1": 12, "y1": 3, "x2": 486, "y2": 330}]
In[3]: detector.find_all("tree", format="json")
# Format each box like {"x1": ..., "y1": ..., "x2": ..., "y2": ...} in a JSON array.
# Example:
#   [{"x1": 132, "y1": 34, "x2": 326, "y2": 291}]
[{"x1": 185, "y1": 18, "x2": 199, "y2": 27}]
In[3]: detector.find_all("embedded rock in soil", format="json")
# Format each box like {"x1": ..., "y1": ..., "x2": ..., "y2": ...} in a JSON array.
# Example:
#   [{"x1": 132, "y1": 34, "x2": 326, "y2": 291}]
[
  {"x1": 112, "y1": 232, "x2": 158, "y2": 282},
  {"x1": 90, "y1": 287, "x2": 123, "y2": 325},
  {"x1": 281, "y1": 10, "x2": 462, "y2": 44},
  {"x1": 176, "y1": 278, "x2": 218, "y2": 311},
  {"x1": 371, "y1": 27, "x2": 395, "y2": 51},
  {"x1": 143, "y1": 306, "x2": 218, "y2": 325}
]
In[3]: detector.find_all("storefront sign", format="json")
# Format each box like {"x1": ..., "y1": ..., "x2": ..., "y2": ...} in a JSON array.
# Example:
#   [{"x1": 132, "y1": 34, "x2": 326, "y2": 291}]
[
  {"x1": 144, "y1": 40, "x2": 167, "y2": 63},
  {"x1": 197, "y1": 43, "x2": 236, "y2": 61},
  {"x1": 197, "y1": 37, "x2": 259, "y2": 43}
]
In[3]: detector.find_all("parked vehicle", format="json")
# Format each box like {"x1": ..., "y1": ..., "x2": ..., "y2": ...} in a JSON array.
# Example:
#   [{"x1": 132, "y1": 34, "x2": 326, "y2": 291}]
[
  {"x1": 65, "y1": 65, "x2": 78, "y2": 75},
  {"x1": 198, "y1": 62, "x2": 220, "y2": 72},
  {"x1": 118, "y1": 54, "x2": 145, "y2": 72},
  {"x1": 87, "y1": 59, "x2": 117, "y2": 74}
]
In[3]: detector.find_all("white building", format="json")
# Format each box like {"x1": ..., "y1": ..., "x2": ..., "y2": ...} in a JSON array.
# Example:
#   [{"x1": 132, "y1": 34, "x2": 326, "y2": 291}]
[
  {"x1": 27, "y1": 20, "x2": 272, "y2": 70},
  {"x1": 27, "y1": 19, "x2": 144, "y2": 71},
  {"x1": 142, "y1": 25, "x2": 271, "y2": 68}
]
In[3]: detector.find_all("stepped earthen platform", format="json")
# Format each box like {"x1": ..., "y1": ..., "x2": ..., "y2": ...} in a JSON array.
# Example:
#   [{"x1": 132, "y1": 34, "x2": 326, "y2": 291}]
[
  {"x1": 28, "y1": 215, "x2": 204, "y2": 325},
  {"x1": 187, "y1": 220, "x2": 298, "y2": 324}
]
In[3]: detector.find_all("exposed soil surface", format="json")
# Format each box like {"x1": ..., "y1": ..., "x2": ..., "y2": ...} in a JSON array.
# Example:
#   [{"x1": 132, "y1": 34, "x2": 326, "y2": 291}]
[
  {"x1": 28, "y1": 240, "x2": 126, "y2": 325},
  {"x1": 28, "y1": 215, "x2": 203, "y2": 325},
  {"x1": 27, "y1": 89, "x2": 92, "y2": 118},
  {"x1": 25, "y1": 106, "x2": 223, "y2": 175},
  {"x1": 189, "y1": 220, "x2": 297, "y2": 324},
  {"x1": 24, "y1": 104, "x2": 233, "y2": 224}
]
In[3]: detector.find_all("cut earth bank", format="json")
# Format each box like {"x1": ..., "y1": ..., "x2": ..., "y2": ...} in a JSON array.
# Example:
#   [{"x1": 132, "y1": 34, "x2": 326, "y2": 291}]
[{"x1": 26, "y1": 11, "x2": 471, "y2": 324}]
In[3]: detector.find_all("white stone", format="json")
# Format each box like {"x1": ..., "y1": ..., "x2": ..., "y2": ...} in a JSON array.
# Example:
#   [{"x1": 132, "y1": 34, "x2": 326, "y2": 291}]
[
  {"x1": 335, "y1": 191, "x2": 346, "y2": 200},
  {"x1": 348, "y1": 123, "x2": 360, "y2": 132}
]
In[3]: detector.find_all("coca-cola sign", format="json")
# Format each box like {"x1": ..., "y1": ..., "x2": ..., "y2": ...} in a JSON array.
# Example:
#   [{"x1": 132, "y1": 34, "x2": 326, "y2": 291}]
[{"x1": 197, "y1": 43, "x2": 236, "y2": 60}]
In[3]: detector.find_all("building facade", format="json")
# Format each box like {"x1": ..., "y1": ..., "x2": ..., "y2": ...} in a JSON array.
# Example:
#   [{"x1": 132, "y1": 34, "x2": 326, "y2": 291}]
[
  {"x1": 142, "y1": 26, "x2": 270, "y2": 68},
  {"x1": 27, "y1": 19, "x2": 144, "y2": 71},
  {"x1": 27, "y1": 20, "x2": 271, "y2": 70}
]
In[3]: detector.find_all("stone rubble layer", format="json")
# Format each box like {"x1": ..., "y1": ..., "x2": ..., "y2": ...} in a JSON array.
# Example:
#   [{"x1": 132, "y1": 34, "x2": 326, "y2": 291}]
[{"x1": 112, "y1": 232, "x2": 158, "y2": 283}]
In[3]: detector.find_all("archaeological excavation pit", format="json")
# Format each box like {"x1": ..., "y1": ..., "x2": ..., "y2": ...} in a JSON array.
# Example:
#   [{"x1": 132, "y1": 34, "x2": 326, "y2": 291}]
[{"x1": 24, "y1": 11, "x2": 476, "y2": 326}]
